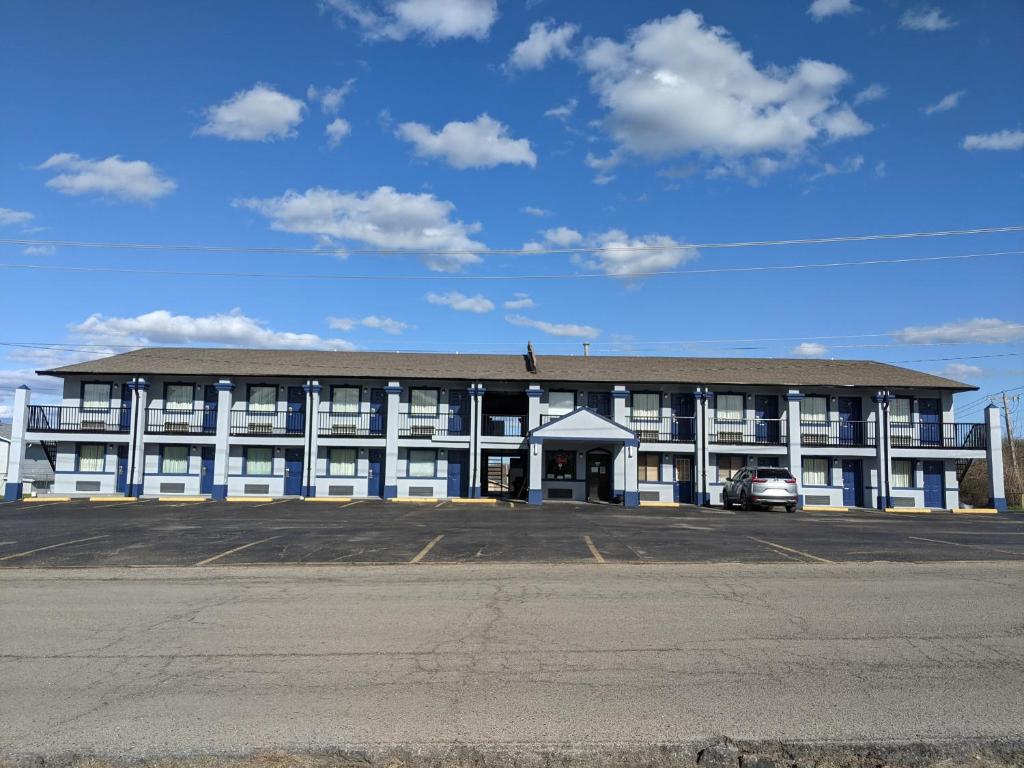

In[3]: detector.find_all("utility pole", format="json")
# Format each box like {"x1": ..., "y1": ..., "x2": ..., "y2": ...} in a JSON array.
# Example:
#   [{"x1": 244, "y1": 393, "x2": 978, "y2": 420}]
[{"x1": 1001, "y1": 392, "x2": 1022, "y2": 506}]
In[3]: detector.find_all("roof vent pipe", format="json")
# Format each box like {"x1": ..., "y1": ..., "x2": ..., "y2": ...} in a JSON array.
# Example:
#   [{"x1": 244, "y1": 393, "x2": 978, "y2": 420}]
[
  {"x1": 582, "y1": 342, "x2": 590, "y2": 357},
  {"x1": 526, "y1": 341, "x2": 538, "y2": 373}
]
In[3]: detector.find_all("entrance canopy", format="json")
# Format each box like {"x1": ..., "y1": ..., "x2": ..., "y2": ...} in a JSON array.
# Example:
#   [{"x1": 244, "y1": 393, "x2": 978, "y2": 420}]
[{"x1": 529, "y1": 407, "x2": 637, "y2": 444}]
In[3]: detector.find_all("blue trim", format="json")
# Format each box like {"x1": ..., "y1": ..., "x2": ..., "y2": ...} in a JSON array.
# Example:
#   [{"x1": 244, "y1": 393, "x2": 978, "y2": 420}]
[
  {"x1": 383, "y1": 484, "x2": 398, "y2": 499},
  {"x1": 4, "y1": 482, "x2": 23, "y2": 501},
  {"x1": 625, "y1": 438, "x2": 640, "y2": 448},
  {"x1": 796, "y1": 493, "x2": 805, "y2": 506},
  {"x1": 214, "y1": 382, "x2": 235, "y2": 392},
  {"x1": 526, "y1": 388, "x2": 543, "y2": 398},
  {"x1": 872, "y1": 392, "x2": 891, "y2": 405},
  {"x1": 383, "y1": 386, "x2": 402, "y2": 395},
  {"x1": 992, "y1": 496, "x2": 1008, "y2": 511},
  {"x1": 212, "y1": 484, "x2": 228, "y2": 500},
  {"x1": 623, "y1": 490, "x2": 640, "y2": 507},
  {"x1": 126, "y1": 379, "x2": 150, "y2": 391},
  {"x1": 695, "y1": 491, "x2": 710, "y2": 505},
  {"x1": 128, "y1": 483, "x2": 143, "y2": 497},
  {"x1": 784, "y1": 392, "x2": 805, "y2": 402},
  {"x1": 528, "y1": 488, "x2": 543, "y2": 504},
  {"x1": 469, "y1": 485, "x2": 481, "y2": 498},
  {"x1": 163, "y1": 382, "x2": 196, "y2": 412},
  {"x1": 468, "y1": 385, "x2": 486, "y2": 395},
  {"x1": 303, "y1": 384, "x2": 322, "y2": 394},
  {"x1": 302, "y1": 485, "x2": 316, "y2": 497},
  {"x1": 611, "y1": 390, "x2": 630, "y2": 399},
  {"x1": 528, "y1": 435, "x2": 544, "y2": 445}
]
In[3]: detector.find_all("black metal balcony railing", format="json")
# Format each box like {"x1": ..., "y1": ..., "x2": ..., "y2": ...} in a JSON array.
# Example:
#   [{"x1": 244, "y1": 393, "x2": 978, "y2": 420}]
[
  {"x1": 482, "y1": 414, "x2": 526, "y2": 437},
  {"x1": 317, "y1": 410, "x2": 386, "y2": 437},
  {"x1": 889, "y1": 421, "x2": 988, "y2": 450},
  {"x1": 27, "y1": 405, "x2": 131, "y2": 433},
  {"x1": 710, "y1": 418, "x2": 786, "y2": 445},
  {"x1": 230, "y1": 410, "x2": 305, "y2": 436},
  {"x1": 800, "y1": 420, "x2": 876, "y2": 447},
  {"x1": 145, "y1": 407, "x2": 217, "y2": 435},
  {"x1": 398, "y1": 412, "x2": 469, "y2": 438},
  {"x1": 630, "y1": 416, "x2": 697, "y2": 443}
]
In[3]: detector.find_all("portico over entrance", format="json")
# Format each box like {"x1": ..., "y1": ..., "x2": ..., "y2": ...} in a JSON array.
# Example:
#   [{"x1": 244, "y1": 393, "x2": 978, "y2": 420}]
[{"x1": 527, "y1": 407, "x2": 640, "y2": 507}]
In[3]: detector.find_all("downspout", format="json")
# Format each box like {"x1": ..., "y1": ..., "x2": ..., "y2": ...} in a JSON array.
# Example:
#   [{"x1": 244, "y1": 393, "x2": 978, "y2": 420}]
[
  {"x1": 881, "y1": 395, "x2": 891, "y2": 508},
  {"x1": 126, "y1": 375, "x2": 141, "y2": 497},
  {"x1": 699, "y1": 389, "x2": 708, "y2": 506},
  {"x1": 470, "y1": 384, "x2": 479, "y2": 495}
]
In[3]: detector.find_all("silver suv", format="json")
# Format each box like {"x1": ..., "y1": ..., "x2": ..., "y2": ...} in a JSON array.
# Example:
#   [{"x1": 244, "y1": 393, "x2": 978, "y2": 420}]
[{"x1": 722, "y1": 466, "x2": 798, "y2": 512}]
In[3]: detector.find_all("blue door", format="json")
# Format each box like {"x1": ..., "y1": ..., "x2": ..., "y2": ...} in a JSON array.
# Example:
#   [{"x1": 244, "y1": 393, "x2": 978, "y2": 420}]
[
  {"x1": 842, "y1": 460, "x2": 863, "y2": 507},
  {"x1": 119, "y1": 383, "x2": 132, "y2": 431},
  {"x1": 588, "y1": 392, "x2": 612, "y2": 418},
  {"x1": 367, "y1": 448, "x2": 384, "y2": 497},
  {"x1": 284, "y1": 448, "x2": 303, "y2": 496},
  {"x1": 754, "y1": 395, "x2": 779, "y2": 443},
  {"x1": 286, "y1": 386, "x2": 305, "y2": 435},
  {"x1": 923, "y1": 460, "x2": 944, "y2": 507},
  {"x1": 838, "y1": 397, "x2": 862, "y2": 446},
  {"x1": 919, "y1": 398, "x2": 941, "y2": 446},
  {"x1": 671, "y1": 393, "x2": 696, "y2": 440},
  {"x1": 115, "y1": 445, "x2": 129, "y2": 494},
  {"x1": 200, "y1": 447, "x2": 215, "y2": 494},
  {"x1": 369, "y1": 388, "x2": 386, "y2": 436},
  {"x1": 203, "y1": 385, "x2": 218, "y2": 432},
  {"x1": 447, "y1": 450, "x2": 469, "y2": 498},
  {"x1": 674, "y1": 456, "x2": 694, "y2": 503},
  {"x1": 448, "y1": 390, "x2": 468, "y2": 435}
]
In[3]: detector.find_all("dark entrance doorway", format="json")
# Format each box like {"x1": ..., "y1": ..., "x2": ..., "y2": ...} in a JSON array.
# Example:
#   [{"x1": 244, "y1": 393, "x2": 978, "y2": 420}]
[
  {"x1": 586, "y1": 449, "x2": 612, "y2": 502},
  {"x1": 482, "y1": 451, "x2": 527, "y2": 498}
]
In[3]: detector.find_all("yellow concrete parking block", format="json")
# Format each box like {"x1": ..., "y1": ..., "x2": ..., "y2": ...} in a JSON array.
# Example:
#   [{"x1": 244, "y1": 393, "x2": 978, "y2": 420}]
[
  {"x1": 22, "y1": 496, "x2": 70, "y2": 502},
  {"x1": 951, "y1": 508, "x2": 998, "y2": 515},
  {"x1": 802, "y1": 505, "x2": 849, "y2": 512},
  {"x1": 304, "y1": 497, "x2": 352, "y2": 503},
  {"x1": 449, "y1": 497, "x2": 497, "y2": 504},
  {"x1": 390, "y1": 497, "x2": 438, "y2": 503},
  {"x1": 89, "y1": 496, "x2": 136, "y2": 502},
  {"x1": 640, "y1": 501, "x2": 680, "y2": 508},
  {"x1": 158, "y1": 496, "x2": 208, "y2": 502},
  {"x1": 226, "y1": 497, "x2": 274, "y2": 503},
  {"x1": 885, "y1": 507, "x2": 933, "y2": 514}
]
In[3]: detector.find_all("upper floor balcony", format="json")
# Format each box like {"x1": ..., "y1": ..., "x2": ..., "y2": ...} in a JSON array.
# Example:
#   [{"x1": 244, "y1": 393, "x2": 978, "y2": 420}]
[
  {"x1": 27, "y1": 405, "x2": 130, "y2": 434},
  {"x1": 317, "y1": 410, "x2": 386, "y2": 438},
  {"x1": 801, "y1": 420, "x2": 876, "y2": 448},
  {"x1": 889, "y1": 421, "x2": 988, "y2": 450},
  {"x1": 397, "y1": 412, "x2": 470, "y2": 438},
  {"x1": 629, "y1": 416, "x2": 696, "y2": 443},
  {"x1": 482, "y1": 414, "x2": 527, "y2": 437},
  {"x1": 145, "y1": 407, "x2": 217, "y2": 435},
  {"x1": 230, "y1": 409, "x2": 305, "y2": 437},
  {"x1": 710, "y1": 418, "x2": 786, "y2": 446}
]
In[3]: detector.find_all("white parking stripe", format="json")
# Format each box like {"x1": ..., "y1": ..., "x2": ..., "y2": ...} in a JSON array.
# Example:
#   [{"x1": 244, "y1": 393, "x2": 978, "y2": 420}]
[{"x1": 0, "y1": 535, "x2": 109, "y2": 562}]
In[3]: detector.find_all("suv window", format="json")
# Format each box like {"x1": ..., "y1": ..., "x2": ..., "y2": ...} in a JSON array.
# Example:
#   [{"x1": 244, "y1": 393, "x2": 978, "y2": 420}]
[{"x1": 753, "y1": 468, "x2": 794, "y2": 479}]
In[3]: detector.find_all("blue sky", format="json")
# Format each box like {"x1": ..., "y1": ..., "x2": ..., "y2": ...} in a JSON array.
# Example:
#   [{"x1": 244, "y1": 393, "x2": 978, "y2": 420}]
[{"x1": 1, "y1": 0, "x2": 1022, "y2": 419}]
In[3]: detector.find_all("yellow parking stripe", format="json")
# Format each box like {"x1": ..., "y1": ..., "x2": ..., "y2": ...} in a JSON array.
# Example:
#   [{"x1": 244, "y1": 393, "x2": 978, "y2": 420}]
[
  {"x1": 226, "y1": 497, "x2": 273, "y2": 503},
  {"x1": 449, "y1": 497, "x2": 497, "y2": 504},
  {"x1": 158, "y1": 496, "x2": 208, "y2": 502},
  {"x1": 802, "y1": 505, "x2": 849, "y2": 512},
  {"x1": 885, "y1": 507, "x2": 933, "y2": 514},
  {"x1": 409, "y1": 534, "x2": 443, "y2": 563},
  {"x1": 640, "y1": 501, "x2": 680, "y2": 508},
  {"x1": 951, "y1": 508, "x2": 998, "y2": 515},
  {"x1": 304, "y1": 497, "x2": 352, "y2": 503},
  {"x1": 22, "y1": 496, "x2": 70, "y2": 502},
  {"x1": 88, "y1": 496, "x2": 136, "y2": 502},
  {"x1": 391, "y1": 497, "x2": 438, "y2": 503},
  {"x1": 583, "y1": 535, "x2": 606, "y2": 563}
]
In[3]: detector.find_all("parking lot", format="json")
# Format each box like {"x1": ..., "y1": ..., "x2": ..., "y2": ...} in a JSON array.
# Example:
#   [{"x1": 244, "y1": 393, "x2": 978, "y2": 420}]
[{"x1": 1, "y1": 498, "x2": 1022, "y2": 567}]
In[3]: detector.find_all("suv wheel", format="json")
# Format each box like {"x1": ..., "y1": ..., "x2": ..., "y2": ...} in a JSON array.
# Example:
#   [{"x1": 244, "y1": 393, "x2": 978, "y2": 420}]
[
  {"x1": 742, "y1": 492, "x2": 753, "y2": 511},
  {"x1": 722, "y1": 490, "x2": 732, "y2": 509}
]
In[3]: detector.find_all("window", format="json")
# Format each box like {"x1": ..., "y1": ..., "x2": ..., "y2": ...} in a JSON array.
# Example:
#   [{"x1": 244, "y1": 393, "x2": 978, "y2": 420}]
[
  {"x1": 331, "y1": 386, "x2": 360, "y2": 413},
  {"x1": 82, "y1": 382, "x2": 111, "y2": 410},
  {"x1": 803, "y1": 396, "x2": 828, "y2": 422},
  {"x1": 638, "y1": 453, "x2": 661, "y2": 482},
  {"x1": 165, "y1": 384, "x2": 194, "y2": 411},
  {"x1": 716, "y1": 394, "x2": 744, "y2": 421},
  {"x1": 161, "y1": 445, "x2": 189, "y2": 474},
  {"x1": 892, "y1": 459, "x2": 914, "y2": 488},
  {"x1": 329, "y1": 447, "x2": 357, "y2": 476},
  {"x1": 548, "y1": 391, "x2": 576, "y2": 417},
  {"x1": 245, "y1": 447, "x2": 273, "y2": 475},
  {"x1": 890, "y1": 397, "x2": 912, "y2": 423},
  {"x1": 545, "y1": 450, "x2": 576, "y2": 480},
  {"x1": 410, "y1": 388, "x2": 438, "y2": 415},
  {"x1": 408, "y1": 449, "x2": 436, "y2": 478},
  {"x1": 803, "y1": 458, "x2": 829, "y2": 486},
  {"x1": 632, "y1": 392, "x2": 660, "y2": 419},
  {"x1": 249, "y1": 385, "x2": 277, "y2": 412},
  {"x1": 78, "y1": 444, "x2": 105, "y2": 472},
  {"x1": 718, "y1": 454, "x2": 744, "y2": 483}
]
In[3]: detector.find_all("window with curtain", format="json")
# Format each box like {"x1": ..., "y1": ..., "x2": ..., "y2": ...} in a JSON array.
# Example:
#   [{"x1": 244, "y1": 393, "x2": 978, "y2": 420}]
[
  {"x1": 82, "y1": 383, "x2": 111, "y2": 410},
  {"x1": 802, "y1": 457, "x2": 829, "y2": 486},
  {"x1": 408, "y1": 449, "x2": 436, "y2": 478},
  {"x1": 78, "y1": 444, "x2": 105, "y2": 472},
  {"x1": 716, "y1": 394, "x2": 744, "y2": 421},
  {"x1": 802, "y1": 396, "x2": 828, "y2": 422},
  {"x1": 332, "y1": 387, "x2": 359, "y2": 413},
  {"x1": 329, "y1": 447, "x2": 357, "y2": 476},
  {"x1": 892, "y1": 459, "x2": 914, "y2": 487},
  {"x1": 161, "y1": 445, "x2": 189, "y2": 474},
  {"x1": 249, "y1": 386, "x2": 277, "y2": 412},
  {"x1": 632, "y1": 392, "x2": 660, "y2": 419},
  {"x1": 638, "y1": 453, "x2": 661, "y2": 482},
  {"x1": 718, "y1": 455, "x2": 744, "y2": 483},
  {"x1": 545, "y1": 450, "x2": 576, "y2": 480},
  {"x1": 890, "y1": 398, "x2": 912, "y2": 423},
  {"x1": 548, "y1": 391, "x2": 576, "y2": 417},
  {"x1": 246, "y1": 447, "x2": 273, "y2": 475},
  {"x1": 165, "y1": 384, "x2": 194, "y2": 411},
  {"x1": 410, "y1": 389, "x2": 438, "y2": 415}
]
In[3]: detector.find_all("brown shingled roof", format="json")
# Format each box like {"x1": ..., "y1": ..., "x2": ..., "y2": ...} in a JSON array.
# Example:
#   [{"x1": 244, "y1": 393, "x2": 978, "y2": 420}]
[{"x1": 38, "y1": 347, "x2": 977, "y2": 391}]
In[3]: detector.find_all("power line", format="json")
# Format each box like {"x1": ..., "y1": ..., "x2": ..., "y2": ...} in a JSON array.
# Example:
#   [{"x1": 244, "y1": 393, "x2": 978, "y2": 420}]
[{"x1": 1, "y1": 224, "x2": 1021, "y2": 257}]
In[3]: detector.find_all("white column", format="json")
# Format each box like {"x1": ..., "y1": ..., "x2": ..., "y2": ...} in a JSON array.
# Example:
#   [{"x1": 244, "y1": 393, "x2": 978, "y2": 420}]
[
  {"x1": 304, "y1": 382, "x2": 321, "y2": 497},
  {"x1": 623, "y1": 440, "x2": 639, "y2": 507},
  {"x1": 695, "y1": 389, "x2": 712, "y2": 505},
  {"x1": 612, "y1": 386, "x2": 629, "y2": 498},
  {"x1": 469, "y1": 383, "x2": 483, "y2": 498},
  {"x1": 527, "y1": 385, "x2": 542, "y2": 430},
  {"x1": 528, "y1": 437, "x2": 543, "y2": 504},
  {"x1": 126, "y1": 380, "x2": 150, "y2": 496},
  {"x1": 784, "y1": 391, "x2": 803, "y2": 506},
  {"x1": 3, "y1": 386, "x2": 30, "y2": 501},
  {"x1": 985, "y1": 404, "x2": 1007, "y2": 511},
  {"x1": 872, "y1": 392, "x2": 891, "y2": 509},
  {"x1": 212, "y1": 380, "x2": 233, "y2": 500},
  {"x1": 384, "y1": 381, "x2": 401, "y2": 498}
]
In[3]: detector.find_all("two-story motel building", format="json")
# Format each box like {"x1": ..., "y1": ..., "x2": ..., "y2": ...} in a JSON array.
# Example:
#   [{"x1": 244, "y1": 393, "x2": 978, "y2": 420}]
[{"x1": 3, "y1": 346, "x2": 1008, "y2": 510}]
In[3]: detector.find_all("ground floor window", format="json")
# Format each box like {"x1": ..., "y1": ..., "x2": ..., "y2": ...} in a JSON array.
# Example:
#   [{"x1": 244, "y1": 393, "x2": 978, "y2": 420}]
[
  {"x1": 408, "y1": 449, "x2": 436, "y2": 478},
  {"x1": 892, "y1": 459, "x2": 914, "y2": 488},
  {"x1": 77, "y1": 444, "x2": 105, "y2": 472},
  {"x1": 802, "y1": 457, "x2": 829, "y2": 486},
  {"x1": 545, "y1": 450, "x2": 576, "y2": 480},
  {"x1": 245, "y1": 447, "x2": 273, "y2": 475},
  {"x1": 160, "y1": 445, "x2": 189, "y2": 474},
  {"x1": 638, "y1": 453, "x2": 661, "y2": 482},
  {"x1": 329, "y1": 447, "x2": 357, "y2": 476},
  {"x1": 718, "y1": 454, "x2": 744, "y2": 483}
]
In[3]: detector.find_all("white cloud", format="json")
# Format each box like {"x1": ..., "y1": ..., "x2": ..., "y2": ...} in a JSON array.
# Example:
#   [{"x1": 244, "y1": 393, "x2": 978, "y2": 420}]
[
  {"x1": 941, "y1": 363, "x2": 983, "y2": 380},
  {"x1": 0, "y1": 368, "x2": 63, "y2": 394},
  {"x1": 197, "y1": 84, "x2": 305, "y2": 141},
  {"x1": 544, "y1": 98, "x2": 577, "y2": 121},
  {"x1": 874, "y1": 160, "x2": 887, "y2": 177},
  {"x1": 582, "y1": 11, "x2": 869, "y2": 167},
  {"x1": 328, "y1": 315, "x2": 409, "y2": 334},
  {"x1": 71, "y1": 309, "x2": 354, "y2": 350},
  {"x1": 924, "y1": 90, "x2": 965, "y2": 115},
  {"x1": 899, "y1": 7, "x2": 957, "y2": 31},
  {"x1": 792, "y1": 342, "x2": 828, "y2": 357},
  {"x1": 505, "y1": 314, "x2": 599, "y2": 338},
  {"x1": 325, "y1": 118, "x2": 352, "y2": 147},
  {"x1": 503, "y1": 293, "x2": 536, "y2": 309},
  {"x1": 521, "y1": 205, "x2": 551, "y2": 217},
  {"x1": 807, "y1": 154, "x2": 864, "y2": 181},
  {"x1": 507, "y1": 21, "x2": 578, "y2": 71},
  {"x1": 808, "y1": 0, "x2": 860, "y2": 21},
  {"x1": 396, "y1": 114, "x2": 537, "y2": 169},
  {"x1": 893, "y1": 318, "x2": 1024, "y2": 345},
  {"x1": 38, "y1": 153, "x2": 176, "y2": 203},
  {"x1": 541, "y1": 226, "x2": 582, "y2": 247},
  {"x1": 853, "y1": 83, "x2": 888, "y2": 105},
  {"x1": 324, "y1": 0, "x2": 497, "y2": 41},
  {"x1": 307, "y1": 80, "x2": 355, "y2": 114},
  {"x1": 23, "y1": 244, "x2": 55, "y2": 256},
  {"x1": 426, "y1": 291, "x2": 494, "y2": 313},
  {"x1": 0, "y1": 208, "x2": 34, "y2": 226},
  {"x1": 577, "y1": 229, "x2": 698, "y2": 277},
  {"x1": 963, "y1": 130, "x2": 1024, "y2": 151},
  {"x1": 234, "y1": 185, "x2": 485, "y2": 272}
]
